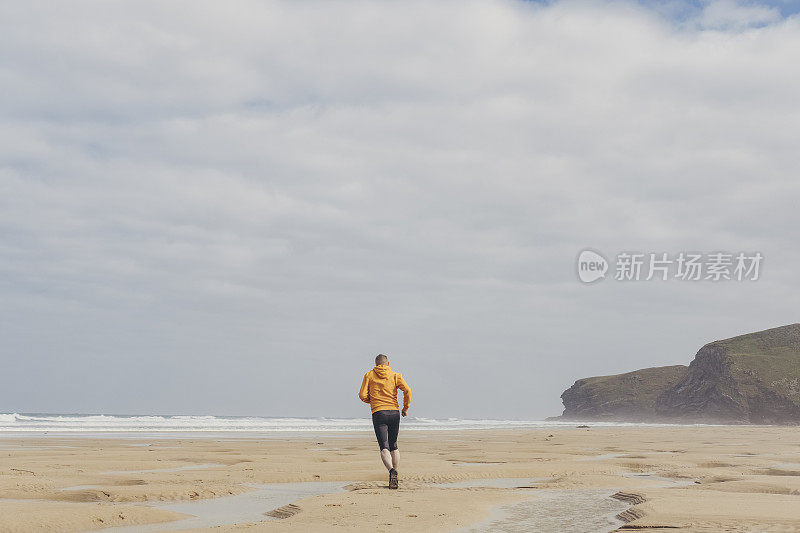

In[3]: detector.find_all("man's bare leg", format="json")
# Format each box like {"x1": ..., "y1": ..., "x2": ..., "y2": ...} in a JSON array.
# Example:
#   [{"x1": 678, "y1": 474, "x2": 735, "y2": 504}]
[
  {"x1": 380, "y1": 449, "x2": 393, "y2": 471},
  {"x1": 390, "y1": 449, "x2": 399, "y2": 471},
  {"x1": 386, "y1": 450, "x2": 399, "y2": 489}
]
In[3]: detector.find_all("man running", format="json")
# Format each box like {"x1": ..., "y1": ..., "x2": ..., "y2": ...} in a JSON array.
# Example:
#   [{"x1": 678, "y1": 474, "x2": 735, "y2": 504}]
[{"x1": 358, "y1": 353, "x2": 411, "y2": 489}]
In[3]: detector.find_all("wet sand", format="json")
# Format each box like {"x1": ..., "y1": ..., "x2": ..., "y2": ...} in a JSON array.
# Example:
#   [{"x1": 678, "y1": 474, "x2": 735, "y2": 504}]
[{"x1": 2, "y1": 426, "x2": 800, "y2": 531}]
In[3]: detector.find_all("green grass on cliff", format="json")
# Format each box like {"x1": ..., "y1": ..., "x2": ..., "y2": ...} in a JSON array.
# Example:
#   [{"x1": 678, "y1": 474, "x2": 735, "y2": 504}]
[{"x1": 708, "y1": 323, "x2": 800, "y2": 394}]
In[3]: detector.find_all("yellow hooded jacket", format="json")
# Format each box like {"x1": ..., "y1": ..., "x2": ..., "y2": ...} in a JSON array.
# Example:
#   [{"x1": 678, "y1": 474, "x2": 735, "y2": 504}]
[{"x1": 358, "y1": 365, "x2": 411, "y2": 414}]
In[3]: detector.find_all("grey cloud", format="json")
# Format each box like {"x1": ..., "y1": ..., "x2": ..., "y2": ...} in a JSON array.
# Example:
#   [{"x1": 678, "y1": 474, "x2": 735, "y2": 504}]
[{"x1": 1, "y1": 0, "x2": 799, "y2": 418}]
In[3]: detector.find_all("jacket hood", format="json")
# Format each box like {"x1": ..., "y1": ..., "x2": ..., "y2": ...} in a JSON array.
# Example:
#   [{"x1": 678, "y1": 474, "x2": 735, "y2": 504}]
[{"x1": 372, "y1": 365, "x2": 392, "y2": 378}]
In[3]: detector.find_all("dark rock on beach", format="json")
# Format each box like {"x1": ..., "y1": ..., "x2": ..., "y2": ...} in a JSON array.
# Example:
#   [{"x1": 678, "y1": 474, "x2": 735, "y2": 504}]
[{"x1": 556, "y1": 324, "x2": 800, "y2": 424}]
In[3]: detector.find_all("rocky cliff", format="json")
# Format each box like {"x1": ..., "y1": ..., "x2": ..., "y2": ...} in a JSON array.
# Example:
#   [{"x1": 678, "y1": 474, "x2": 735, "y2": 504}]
[
  {"x1": 557, "y1": 324, "x2": 800, "y2": 424},
  {"x1": 559, "y1": 365, "x2": 688, "y2": 421}
]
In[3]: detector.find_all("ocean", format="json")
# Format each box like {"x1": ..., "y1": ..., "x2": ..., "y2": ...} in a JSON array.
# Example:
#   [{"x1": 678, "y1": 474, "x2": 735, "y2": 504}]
[{"x1": 0, "y1": 413, "x2": 631, "y2": 433}]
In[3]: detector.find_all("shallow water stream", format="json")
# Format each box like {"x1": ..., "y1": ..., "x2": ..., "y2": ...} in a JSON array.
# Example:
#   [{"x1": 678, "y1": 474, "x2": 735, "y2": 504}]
[
  {"x1": 454, "y1": 489, "x2": 630, "y2": 533},
  {"x1": 101, "y1": 481, "x2": 350, "y2": 532},
  {"x1": 94, "y1": 472, "x2": 689, "y2": 532}
]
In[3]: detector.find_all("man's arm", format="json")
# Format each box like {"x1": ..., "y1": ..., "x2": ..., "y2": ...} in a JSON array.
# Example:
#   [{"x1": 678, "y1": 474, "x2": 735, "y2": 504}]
[
  {"x1": 358, "y1": 373, "x2": 371, "y2": 404},
  {"x1": 397, "y1": 374, "x2": 411, "y2": 416}
]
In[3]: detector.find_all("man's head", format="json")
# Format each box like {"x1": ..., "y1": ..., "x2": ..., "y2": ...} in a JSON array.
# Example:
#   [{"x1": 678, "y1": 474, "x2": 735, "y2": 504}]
[{"x1": 375, "y1": 354, "x2": 388, "y2": 366}]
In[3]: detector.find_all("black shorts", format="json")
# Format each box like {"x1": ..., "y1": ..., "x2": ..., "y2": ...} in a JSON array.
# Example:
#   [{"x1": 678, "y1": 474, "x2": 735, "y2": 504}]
[{"x1": 372, "y1": 409, "x2": 400, "y2": 451}]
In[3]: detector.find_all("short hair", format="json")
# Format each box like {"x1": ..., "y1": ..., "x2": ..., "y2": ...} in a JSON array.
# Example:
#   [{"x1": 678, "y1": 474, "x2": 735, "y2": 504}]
[{"x1": 375, "y1": 354, "x2": 388, "y2": 365}]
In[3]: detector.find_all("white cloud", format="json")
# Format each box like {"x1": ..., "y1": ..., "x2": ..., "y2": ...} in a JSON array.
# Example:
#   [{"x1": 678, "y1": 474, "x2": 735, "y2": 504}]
[{"x1": 695, "y1": 0, "x2": 781, "y2": 30}]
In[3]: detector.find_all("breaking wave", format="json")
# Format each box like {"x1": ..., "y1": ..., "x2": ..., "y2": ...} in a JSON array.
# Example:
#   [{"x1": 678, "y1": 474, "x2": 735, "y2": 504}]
[{"x1": 0, "y1": 413, "x2": 592, "y2": 433}]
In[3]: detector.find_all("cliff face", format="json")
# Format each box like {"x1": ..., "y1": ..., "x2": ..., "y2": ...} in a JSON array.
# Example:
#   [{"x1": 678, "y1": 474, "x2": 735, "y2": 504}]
[
  {"x1": 655, "y1": 324, "x2": 800, "y2": 423},
  {"x1": 559, "y1": 365, "x2": 688, "y2": 421},
  {"x1": 558, "y1": 324, "x2": 800, "y2": 424}
]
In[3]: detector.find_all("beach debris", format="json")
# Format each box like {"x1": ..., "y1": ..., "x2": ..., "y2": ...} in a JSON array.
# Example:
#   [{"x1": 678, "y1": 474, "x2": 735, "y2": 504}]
[
  {"x1": 612, "y1": 491, "x2": 647, "y2": 524},
  {"x1": 612, "y1": 491, "x2": 646, "y2": 505},
  {"x1": 10, "y1": 468, "x2": 35, "y2": 475},
  {"x1": 265, "y1": 503, "x2": 301, "y2": 519}
]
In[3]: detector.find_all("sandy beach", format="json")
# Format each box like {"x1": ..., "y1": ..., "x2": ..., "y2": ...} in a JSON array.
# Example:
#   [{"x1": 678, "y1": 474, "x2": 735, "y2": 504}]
[{"x1": 2, "y1": 425, "x2": 800, "y2": 532}]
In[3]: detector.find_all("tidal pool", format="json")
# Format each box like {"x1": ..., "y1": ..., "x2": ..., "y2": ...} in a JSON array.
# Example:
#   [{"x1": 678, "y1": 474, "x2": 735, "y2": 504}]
[
  {"x1": 455, "y1": 489, "x2": 630, "y2": 533},
  {"x1": 101, "y1": 481, "x2": 350, "y2": 532}
]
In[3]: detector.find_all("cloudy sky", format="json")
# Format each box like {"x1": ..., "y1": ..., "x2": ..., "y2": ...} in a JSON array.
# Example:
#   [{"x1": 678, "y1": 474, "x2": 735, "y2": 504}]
[{"x1": 1, "y1": 0, "x2": 799, "y2": 419}]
